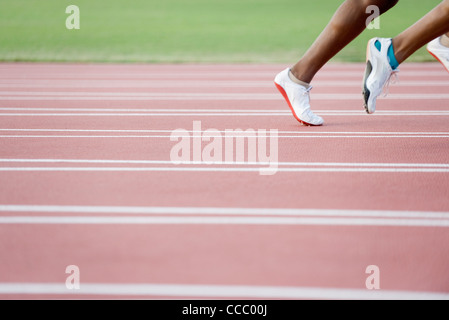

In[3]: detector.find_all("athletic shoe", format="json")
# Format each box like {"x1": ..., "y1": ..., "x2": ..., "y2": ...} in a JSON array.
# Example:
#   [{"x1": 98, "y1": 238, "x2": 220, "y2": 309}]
[
  {"x1": 274, "y1": 68, "x2": 324, "y2": 126},
  {"x1": 427, "y1": 37, "x2": 449, "y2": 74},
  {"x1": 362, "y1": 38, "x2": 399, "y2": 114}
]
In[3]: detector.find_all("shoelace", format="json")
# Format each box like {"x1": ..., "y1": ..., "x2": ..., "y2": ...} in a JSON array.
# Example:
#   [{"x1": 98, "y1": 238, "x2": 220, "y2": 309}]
[
  {"x1": 382, "y1": 69, "x2": 399, "y2": 97},
  {"x1": 292, "y1": 85, "x2": 313, "y2": 103},
  {"x1": 300, "y1": 86, "x2": 317, "y2": 119},
  {"x1": 297, "y1": 85, "x2": 321, "y2": 123},
  {"x1": 301, "y1": 86, "x2": 313, "y2": 105},
  {"x1": 303, "y1": 86, "x2": 313, "y2": 96},
  {"x1": 298, "y1": 86, "x2": 313, "y2": 112}
]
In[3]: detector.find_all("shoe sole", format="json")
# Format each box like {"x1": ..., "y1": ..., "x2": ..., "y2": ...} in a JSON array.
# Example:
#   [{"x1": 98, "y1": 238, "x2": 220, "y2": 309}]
[
  {"x1": 427, "y1": 48, "x2": 449, "y2": 74},
  {"x1": 362, "y1": 61, "x2": 373, "y2": 114},
  {"x1": 362, "y1": 39, "x2": 375, "y2": 114},
  {"x1": 274, "y1": 82, "x2": 322, "y2": 126}
]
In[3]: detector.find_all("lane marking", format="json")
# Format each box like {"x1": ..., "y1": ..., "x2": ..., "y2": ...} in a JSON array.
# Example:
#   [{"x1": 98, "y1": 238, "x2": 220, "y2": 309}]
[
  {"x1": 2, "y1": 108, "x2": 291, "y2": 112},
  {"x1": 0, "y1": 80, "x2": 448, "y2": 88},
  {"x1": 1, "y1": 129, "x2": 449, "y2": 135},
  {"x1": 2, "y1": 108, "x2": 449, "y2": 114},
  {"x1": 1, "y1": 92, "x2": 449, "y2": 101},
  {"x1": 1, "y1": 109, "x2": 449, "y2": 117},
  {"x1": 1, "y1": 133, "x2": 449, "y2": 138},
  {"x1": 2, "y1": 113, "x2": 449, "y2": 117},
  {"x1": 0, "y1": 205, "x2": 448, "y2": 219},
  {"x1": 0, "y1": 216, "x2": 448, "y2": 227},
  {"x1": 1, "y1": 167, "x2": 449, "y2": 173},
  {"x1": 1, "y1": 159, "x2": 449, "y2": 169},
  {"x1": 0, "y1": 283, "x2": 447, "y2": 300}
]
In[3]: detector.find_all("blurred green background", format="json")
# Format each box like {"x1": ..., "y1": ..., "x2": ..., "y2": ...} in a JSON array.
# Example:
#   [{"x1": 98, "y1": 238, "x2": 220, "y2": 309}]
[{"x1": 0, "y1": 0, "x2": 442, "y2": 63}]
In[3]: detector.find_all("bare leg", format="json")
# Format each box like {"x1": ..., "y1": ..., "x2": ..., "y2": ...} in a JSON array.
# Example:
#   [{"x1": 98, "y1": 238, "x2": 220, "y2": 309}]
[
  {"x1": 291, "y1": 0, "x2": 399, "y2": 83},
  {"x1": 393, "y1": 0, "x2": 449, "y2": 64}
]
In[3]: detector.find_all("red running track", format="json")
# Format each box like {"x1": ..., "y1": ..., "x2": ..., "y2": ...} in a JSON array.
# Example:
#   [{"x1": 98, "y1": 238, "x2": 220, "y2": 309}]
[{"x1": 0, "y1": 63, "x2": 448, "y2": 300}]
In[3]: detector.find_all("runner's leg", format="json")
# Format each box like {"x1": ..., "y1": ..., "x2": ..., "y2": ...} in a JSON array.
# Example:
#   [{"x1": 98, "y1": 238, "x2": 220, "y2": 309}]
[
  {"x1": 392, "y1": 0, "x2": 449, "y2": 64},
  {"x1": 291, "y1": 0, "x2": 399, "y2": 84}
]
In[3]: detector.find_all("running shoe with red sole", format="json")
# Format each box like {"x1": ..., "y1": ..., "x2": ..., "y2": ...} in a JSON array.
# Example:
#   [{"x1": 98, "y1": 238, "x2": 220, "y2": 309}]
[{"x1": 274, "y1": 68, "x2": 323, "y2": 126}]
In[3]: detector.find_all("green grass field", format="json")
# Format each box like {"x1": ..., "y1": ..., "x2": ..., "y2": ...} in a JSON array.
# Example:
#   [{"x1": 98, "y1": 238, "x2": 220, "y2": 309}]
[{"x1": 0, "y1": 0, "x2": 443, "y2": 63}]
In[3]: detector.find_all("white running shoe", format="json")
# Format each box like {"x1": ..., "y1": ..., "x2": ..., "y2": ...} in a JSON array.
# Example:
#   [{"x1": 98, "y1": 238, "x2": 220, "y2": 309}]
[
  {"x1": 362, "y1": 38, "x2": 399, "y2": 114},
  {"x1": 427, "y1": 37, "x2": 449, "y2": 74},
  {"x1": 274, "y1": 68, "x2": 324, "y2": 126}
]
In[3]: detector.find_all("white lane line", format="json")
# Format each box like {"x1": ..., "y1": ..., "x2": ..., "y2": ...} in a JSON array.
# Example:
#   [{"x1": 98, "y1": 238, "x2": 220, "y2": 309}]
[
  {"x1": 0, "y1": 216, "x2": 448, "y2": 227},
  {"x1": 2, "y1": 113, "x2": 449, "y2": 117},
  {"x1": 4, "y1": 108, "x2": 290, "y2": 112},
  {"x1": 1, "y1": 167, "x2": 449, "y2": 173},
  {"x1": 1, "y1": 91, "x2": 449, "y2": 99},
  {"x1": 1, "y1": 109, "x2": 449, "y2": 117},
  {"x1": 1, "y1": 98, "x2": 447, "y2": 102},
  {"x1": 2, "y1": 108, "x2": 449, "y2": 114},
  {"x1": 1, "y1": 129, "x2": 448, "y2": 135},
  {"x1": 1, "y1": 159, "x2": 449, "y2": 169},
  {"x1": 1, "y1": 93, "x2": 449, "y2": 100},
  {"x1": 1, "y1": 135, "x2": 449, "y2": 138},
  {"x1": 0, "y1": 205, "x2": 447, "y2": 219},
  {"x1": 1, "y1": 80, "x2": 448, "y2": 88},
  {"x1": 0, "y1": 283, "x2": 447, "y2": 300},
  {"x1": 0, "y1": 114, "x2": 303, "y2": 117}
]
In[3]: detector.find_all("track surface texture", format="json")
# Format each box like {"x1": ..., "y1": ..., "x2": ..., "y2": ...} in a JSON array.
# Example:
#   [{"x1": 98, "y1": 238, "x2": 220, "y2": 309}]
[{"x1": 0, "y1": 63, "x2": 448, "y2": 300}]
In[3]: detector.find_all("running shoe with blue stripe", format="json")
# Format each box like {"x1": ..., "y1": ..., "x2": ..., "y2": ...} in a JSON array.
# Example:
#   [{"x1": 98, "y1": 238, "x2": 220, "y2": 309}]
[{"x1": 362, "y1": 38, "x2": 399, "y2": 114}]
